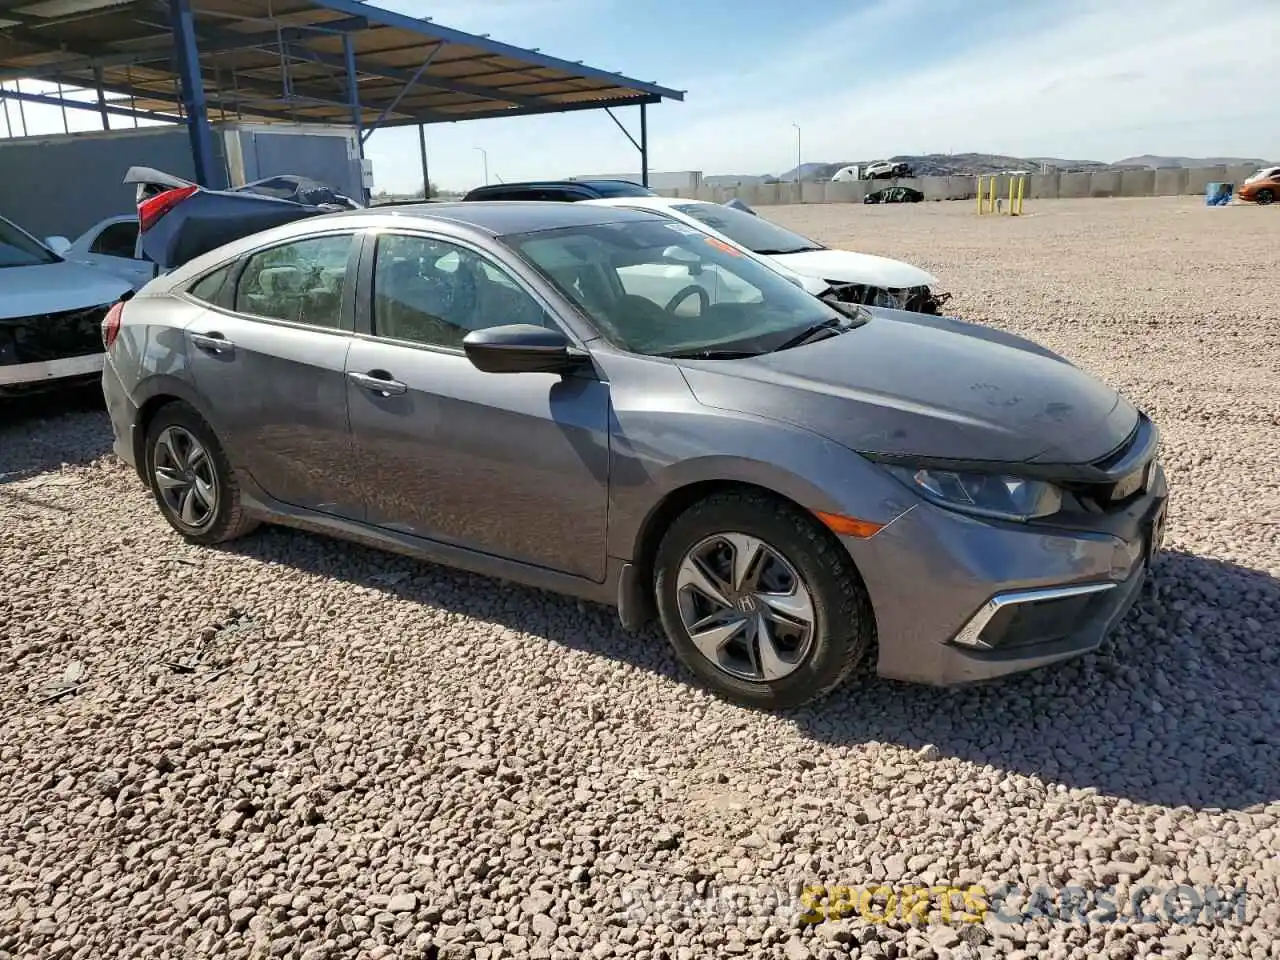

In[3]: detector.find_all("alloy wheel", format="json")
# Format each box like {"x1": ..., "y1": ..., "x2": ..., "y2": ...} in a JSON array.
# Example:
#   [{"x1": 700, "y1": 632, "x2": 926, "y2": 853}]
[
  {"x1": 675, "y1": 532, "x2": 816, "y2": 682},
  {"x1": 153, "y1": 425, "x2": 218, "y2": 530}
]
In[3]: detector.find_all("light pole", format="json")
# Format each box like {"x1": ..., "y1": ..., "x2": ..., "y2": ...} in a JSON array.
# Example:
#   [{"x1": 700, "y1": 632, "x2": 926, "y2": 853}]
[
  {"x1": 474, "y1": 146, "x2": 489, "y2": 186},
  {"x1": 792, "y1": 122, "x2": 801, "y2": 202}
]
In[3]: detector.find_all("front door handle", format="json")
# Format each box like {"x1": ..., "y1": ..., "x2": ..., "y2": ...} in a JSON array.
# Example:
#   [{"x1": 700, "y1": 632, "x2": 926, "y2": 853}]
[
  {"x1": 348, "y1": 370, "x2": 407, "y2": 397},
  {"x1": 191, "y1": 332, "x2": 235, "y2": 356}
]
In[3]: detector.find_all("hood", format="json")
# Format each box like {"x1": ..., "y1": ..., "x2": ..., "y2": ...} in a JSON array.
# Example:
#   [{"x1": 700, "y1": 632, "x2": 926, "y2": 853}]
[
  {"x1": 0, "y1": 261, "x2": 131, "y2": 319},
  {"x1": 771, "y1": 248, "x2": 938, "y2": 289},
  {"x1": 676, "y1": 309, "x2": 1139, "y2": 465}
]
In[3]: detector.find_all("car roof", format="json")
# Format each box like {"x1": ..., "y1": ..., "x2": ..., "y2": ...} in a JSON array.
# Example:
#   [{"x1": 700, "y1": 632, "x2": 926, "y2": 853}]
[{"x1": 359, "y1": 200, "x2": 663, "y2": 235}]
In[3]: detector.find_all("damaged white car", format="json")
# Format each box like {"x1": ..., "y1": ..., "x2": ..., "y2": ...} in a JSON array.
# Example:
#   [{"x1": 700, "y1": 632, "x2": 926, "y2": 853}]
[
  {"x1": 0, "y1": 213, "x2": 133, "y2": 397},
  {"x1": 580, "y1": 196, "x2": 950, "y2": 314}
]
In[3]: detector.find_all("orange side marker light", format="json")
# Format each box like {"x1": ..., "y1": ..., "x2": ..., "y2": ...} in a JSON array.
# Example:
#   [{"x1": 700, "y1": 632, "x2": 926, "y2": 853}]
[{"x1": 813, "y1": 510, "x2": 884, "y2": 539}]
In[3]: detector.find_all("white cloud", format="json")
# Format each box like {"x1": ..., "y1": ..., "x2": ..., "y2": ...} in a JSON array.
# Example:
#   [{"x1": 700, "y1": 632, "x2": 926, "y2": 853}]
[{"x1": 662, "y1": 0, "x2": 1280, "y2": 173}]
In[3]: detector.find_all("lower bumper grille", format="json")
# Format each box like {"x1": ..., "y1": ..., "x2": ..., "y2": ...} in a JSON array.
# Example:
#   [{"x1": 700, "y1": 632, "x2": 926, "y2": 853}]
[
  {"x1": 952, "y1": 581, "x2": 1119, "y2": 651},
  {"x1": 0, "y1": 304, "x2": 110, "y2": 367}
]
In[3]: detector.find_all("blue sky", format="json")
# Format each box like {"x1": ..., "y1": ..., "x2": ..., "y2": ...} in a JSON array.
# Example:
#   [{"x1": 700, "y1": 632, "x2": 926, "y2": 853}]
[{"x1": 5, "y1": 0, "x2": 1279, "y2": 193}]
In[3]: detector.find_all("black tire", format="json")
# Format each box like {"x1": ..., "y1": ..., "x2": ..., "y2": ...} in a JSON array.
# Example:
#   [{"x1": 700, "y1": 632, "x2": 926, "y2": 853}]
[
  {"x1": 1257, "y1": 188, "x2": 1274, "y2": 205},
  {"x1": 653, "y1": 490, "x2": 875, "y2": 710},
  {"x1": 143, "y1": 401, "x2": 259, "y2": 545}
]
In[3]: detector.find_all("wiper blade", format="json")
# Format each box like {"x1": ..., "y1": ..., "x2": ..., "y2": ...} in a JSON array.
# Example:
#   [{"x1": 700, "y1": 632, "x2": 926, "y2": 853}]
[
  {"x1": 772, "y1": 317, "x2": 846, "y2": 352},
  {"x1": 660, "y1": 348, "x2": 761, "y2": 360},
  {"x1": 752, "y1": 245, "x2": 823, "y2": 256}
]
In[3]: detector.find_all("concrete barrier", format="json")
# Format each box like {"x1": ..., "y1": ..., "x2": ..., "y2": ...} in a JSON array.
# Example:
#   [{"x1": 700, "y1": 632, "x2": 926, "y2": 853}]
[
  {"x1": 1154, "y1": 168, "x2": 1187, "y2": 196},
  {"x1": 921, "y1": 176, "x2": 951, "y2": 201},
  {"x1": 1225, "y1": 164, "x2": 1255, "y2": 186},
  {"x1": 824, "y1": 180, "x2": 866, "y2": 203},
  {"x1": 948, "y1": 176, "x2": 973, "y2": 200},
  {"x1": 1185, "y1": 165, "x2": 1226, "y2": 195},
  {"x1": 1056, "y1": 173, "x2": 1088, "y2": 198},
  {"x1": 706, "y1": 163, "x2": 1263, "y2": 207},
  {"x1": 755, "y1": 182, "x2": 781, "y2": 205},
  {"x1": 1120, "y1": 170, "x2": 1156, "y2": 197},
  {"x1": 1089, "y1": 171, "x2": 1121, "y2": 197},
  {"x1": 1027, "y1": 173, "x2": 1060, "y2": 199}
]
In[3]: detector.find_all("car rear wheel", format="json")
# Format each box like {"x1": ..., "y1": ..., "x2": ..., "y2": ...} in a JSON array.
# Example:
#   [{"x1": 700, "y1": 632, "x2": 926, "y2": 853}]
[
  {"x1": 1257, "y1": 188, "x2": 1275, "y2": 205},
  {"x1": 144, "y1": 401, "x2": 258, "y2": 545},
  {"x1": 654, "y1": 490, "x2": 874, "y2": 710}
]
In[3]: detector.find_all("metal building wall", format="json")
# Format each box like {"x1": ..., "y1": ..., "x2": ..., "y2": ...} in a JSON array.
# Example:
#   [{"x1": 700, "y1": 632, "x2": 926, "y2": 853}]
[
  {"x1": 0, "y1": 122, "x2": 362, "y2": 240},
  {"x1": 0, "y1": 126, "x2": 224, "y2": 240}
]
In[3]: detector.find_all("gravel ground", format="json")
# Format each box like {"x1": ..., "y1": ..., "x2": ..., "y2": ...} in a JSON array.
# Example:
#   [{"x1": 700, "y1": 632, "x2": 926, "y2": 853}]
[{"x1": 3, "y1": 196, "x2": 1279, "y2": 960}]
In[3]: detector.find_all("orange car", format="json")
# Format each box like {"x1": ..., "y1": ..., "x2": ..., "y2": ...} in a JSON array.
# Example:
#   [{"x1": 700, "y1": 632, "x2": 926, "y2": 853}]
[{"x1": 1238, "y1": 166, "x2": 1280, "y2": 205}]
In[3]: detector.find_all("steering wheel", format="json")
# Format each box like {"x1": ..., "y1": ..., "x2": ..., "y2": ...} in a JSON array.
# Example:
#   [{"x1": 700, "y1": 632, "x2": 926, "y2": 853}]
[{"x1": 665, "y1": 284, "x2": 710, "y2": 315}]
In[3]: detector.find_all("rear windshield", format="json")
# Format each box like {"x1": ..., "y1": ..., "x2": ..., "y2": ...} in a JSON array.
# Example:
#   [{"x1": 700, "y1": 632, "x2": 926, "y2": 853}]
[
  {"x1": 0, "y1": 215, "x2": 58, "y2": 268},
  {"x1": 670, "y1": 202, "x2": 824, "y2": 256}
]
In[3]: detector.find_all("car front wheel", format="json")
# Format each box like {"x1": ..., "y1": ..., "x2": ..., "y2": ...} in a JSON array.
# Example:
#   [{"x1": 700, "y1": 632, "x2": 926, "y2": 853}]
[
  {"x1": 1257, "y1": 188, "x2": 1274, "y2": 205},
  {"x1": 654, "y1": 490, "x2": 874, "y2": 710},
  {"x1": 144, "y1": 401, "x2": 258, "y2": 545}
]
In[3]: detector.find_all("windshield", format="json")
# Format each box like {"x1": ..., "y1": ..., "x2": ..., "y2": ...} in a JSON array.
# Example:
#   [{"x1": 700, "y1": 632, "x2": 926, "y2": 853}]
[
  {"x1": 503, "y1": 218, "x2": 846, "y2": 358},
  {"x1": 670, "y1": 202, "x2": 823, "y2": 255},
  {"x1": 0, "y1": 215, "x2": 59, "y2": 268}
]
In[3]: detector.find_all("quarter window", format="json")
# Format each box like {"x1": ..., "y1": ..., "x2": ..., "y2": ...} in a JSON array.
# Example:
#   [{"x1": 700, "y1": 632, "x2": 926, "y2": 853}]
[
  {"x1": 188, "y1": 264, "x2": 233, "y2": 305},
  {"x1": 235, "y1": 234, "x2": 353, "y2": 328},
  {"x1": 372, "y1": 234, "x2": 553, "y2": 350},
  {"x1": 89, "y1": 220, "x2": 140, "y2": 258}
]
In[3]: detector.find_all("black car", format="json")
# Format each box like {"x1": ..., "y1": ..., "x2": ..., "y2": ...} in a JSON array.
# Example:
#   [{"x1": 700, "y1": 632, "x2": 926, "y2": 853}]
[
  {"x1": 864, "y1": 186, "x2": 925, "y2": 204},
  {"x1": 461, "y1": 179, "x2": 657, "y2": 202}
]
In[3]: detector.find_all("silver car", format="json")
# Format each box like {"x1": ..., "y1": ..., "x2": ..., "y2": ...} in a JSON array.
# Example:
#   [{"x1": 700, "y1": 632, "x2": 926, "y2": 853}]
[{"x1": 101, "y1": 202, "x2": 1169, "y2": 710}]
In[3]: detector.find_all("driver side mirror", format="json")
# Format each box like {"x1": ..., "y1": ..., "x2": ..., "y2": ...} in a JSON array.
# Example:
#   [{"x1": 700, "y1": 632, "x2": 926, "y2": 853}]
[
  {"x1": 462, "y1": 323, "x2": 589, "y2": 374},
  {"x1": 45, "y1": 236, "x2": 72, "y2": 256}
]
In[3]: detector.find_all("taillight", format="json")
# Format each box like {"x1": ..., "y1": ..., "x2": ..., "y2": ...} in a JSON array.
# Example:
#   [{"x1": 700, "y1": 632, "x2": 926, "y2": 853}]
[
  {"x1": 138, "y1": 184, "x2": 198, "y2": 233},
  {"x1": 102, "y1": 300, "x2": 125, "y2": 349}
]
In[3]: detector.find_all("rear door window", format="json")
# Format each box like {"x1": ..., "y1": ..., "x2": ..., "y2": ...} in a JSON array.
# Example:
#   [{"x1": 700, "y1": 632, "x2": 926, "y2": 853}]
[{"x1": 234, "y1": 234, "x2": 355, "y2": 329}]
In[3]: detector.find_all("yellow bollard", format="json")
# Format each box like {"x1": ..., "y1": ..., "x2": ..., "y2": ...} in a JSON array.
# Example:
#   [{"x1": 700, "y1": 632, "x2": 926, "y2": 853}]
[
  {"x1": 1008, "y1": 176, "x2": 1015, "y2": 216},
  {"x1": 988, "y1": 176, "x2": 996, "y2": 213},
  {"x1": 1016, "y1": 176, "x2": 1025, "y2": 215},
  {"x1": 976, "y1": 177, "x2": 983, "y2": 214}
]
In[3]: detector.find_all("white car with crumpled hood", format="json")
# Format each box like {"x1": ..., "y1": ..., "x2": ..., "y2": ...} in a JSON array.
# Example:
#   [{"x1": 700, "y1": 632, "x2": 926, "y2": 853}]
[
  {"x1": 580, "y1": 195, "x2": 949, "y2": 314},
  {"x1": 0, "y1": 212, "x2": 132, "y2": 397}
]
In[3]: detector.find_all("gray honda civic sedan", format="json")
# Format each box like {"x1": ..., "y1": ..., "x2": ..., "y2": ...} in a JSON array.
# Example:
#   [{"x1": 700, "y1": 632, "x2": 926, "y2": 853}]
[{"x1": 101, "y1": 201, "x2": 1168, "y2": 710}]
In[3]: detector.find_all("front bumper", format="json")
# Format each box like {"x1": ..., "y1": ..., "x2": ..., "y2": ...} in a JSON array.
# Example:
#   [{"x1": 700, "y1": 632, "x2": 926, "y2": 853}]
[
  {"x1": 0, "y1": 304, "x2": 111, "y2": 397},
  {"x1": 841, "y1": 466, "x2": 1168, "y2": 685}
]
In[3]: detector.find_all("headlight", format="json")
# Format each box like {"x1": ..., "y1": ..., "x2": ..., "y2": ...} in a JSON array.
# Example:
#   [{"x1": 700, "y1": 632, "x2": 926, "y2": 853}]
[
  {"x1": 823, "y1": 281, "x2": 903, "y2": 309},
  {"x1": 869, "y1": 287, "x2": 905, "y2": 310},
  {"x1": 883, "y1": 465, "x2": 1063, "y2": 522}
]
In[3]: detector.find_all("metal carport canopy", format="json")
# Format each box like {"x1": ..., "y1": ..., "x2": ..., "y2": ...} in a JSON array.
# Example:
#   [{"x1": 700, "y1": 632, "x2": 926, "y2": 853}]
[{"x1": 0, "y1": 0, "x2": 685, "y2": 189}]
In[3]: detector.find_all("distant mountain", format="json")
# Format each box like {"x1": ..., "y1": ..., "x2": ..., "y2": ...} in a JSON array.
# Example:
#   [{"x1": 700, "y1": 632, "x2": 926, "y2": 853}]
[
  {"x1": 698, "y1": 152, "x2": 1276, "y2": 186},
  {"x1": 1112, "y1": 154, "x2": 1273, "y2": 169},
  {"x1": 1028, "y1": 156, "x2": 1109, "y2": 170},
  {"x1": 774, "y1": 162, "x2": 841, "y2": 182}
]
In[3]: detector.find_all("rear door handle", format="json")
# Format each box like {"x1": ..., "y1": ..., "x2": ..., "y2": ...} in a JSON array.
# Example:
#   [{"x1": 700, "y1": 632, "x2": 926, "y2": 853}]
[
  {"x1": 191, "y1": 332, "x2": 234, "y2": 355},
  {"x1": 348, "y1": 370, "x2": 407, "y2": 397}
]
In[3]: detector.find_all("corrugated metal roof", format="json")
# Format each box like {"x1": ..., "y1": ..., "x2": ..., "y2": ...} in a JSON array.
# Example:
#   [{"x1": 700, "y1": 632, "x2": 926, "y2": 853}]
[{"x1": 0, "y1": 0, "x2": 684, "y2": 127}]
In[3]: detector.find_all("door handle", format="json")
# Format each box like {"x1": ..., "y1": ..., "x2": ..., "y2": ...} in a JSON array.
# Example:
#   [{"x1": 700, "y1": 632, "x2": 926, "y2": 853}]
[
  {"x1": 191, "y1": 332, "x2": 234, "y2": 355},
  {"x1": 348, "y1": 370, "x2": 408, "y2": 397}
]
